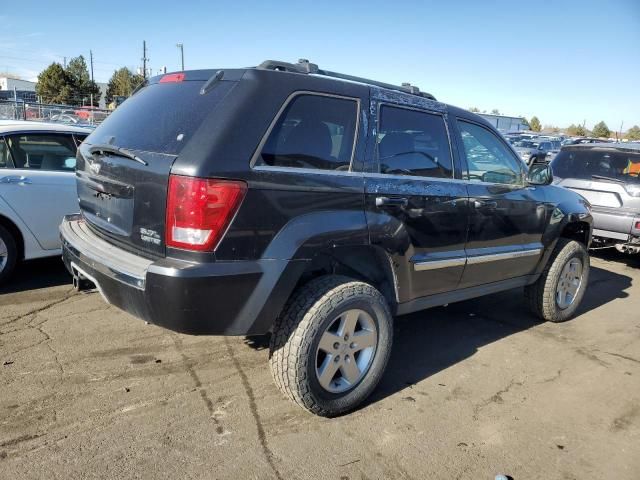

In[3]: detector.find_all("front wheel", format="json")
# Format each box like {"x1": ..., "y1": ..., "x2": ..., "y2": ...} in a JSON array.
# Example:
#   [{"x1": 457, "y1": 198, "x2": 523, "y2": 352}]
[
  {"x1": 269, "y1": 275, "x2": 393, "y2": 417},
  {"x1": 525, "y1": 238, "x2": 590, "y2": 322}
]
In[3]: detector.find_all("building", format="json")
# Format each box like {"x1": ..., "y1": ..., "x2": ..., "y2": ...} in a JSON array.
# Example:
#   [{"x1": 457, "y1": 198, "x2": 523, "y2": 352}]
[
  {"x1": 479, "y1": 113, "x2": 528, "y2": 132},
  {"x1": 0, "y1": 76, "x2": 37, "y2": 102},
  {"x1": 0, "y1": 76, "x2": 108, "y2": 108}
]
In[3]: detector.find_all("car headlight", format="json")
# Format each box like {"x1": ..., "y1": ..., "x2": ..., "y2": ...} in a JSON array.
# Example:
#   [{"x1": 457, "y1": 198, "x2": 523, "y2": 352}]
[{"x1": 624, "y1": 184, "x2": 640, "y2": 197}]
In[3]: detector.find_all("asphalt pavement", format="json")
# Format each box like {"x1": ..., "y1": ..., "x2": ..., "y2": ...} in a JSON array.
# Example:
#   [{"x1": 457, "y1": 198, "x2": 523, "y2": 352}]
[{"x1": 1, "y1": 251, "x2": 639, "y2": 479}]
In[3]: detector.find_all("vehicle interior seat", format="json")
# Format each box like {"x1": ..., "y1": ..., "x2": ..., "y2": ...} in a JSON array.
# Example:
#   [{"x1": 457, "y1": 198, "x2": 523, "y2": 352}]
[{"x1": 280, "y1": 119, "x2": 334, "y2": 166}]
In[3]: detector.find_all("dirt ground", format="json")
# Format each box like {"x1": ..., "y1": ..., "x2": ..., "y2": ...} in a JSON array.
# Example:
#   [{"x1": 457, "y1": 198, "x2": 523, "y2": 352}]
[{"x1": 1, "y1": 251, "x2": 639, "y2": 480}]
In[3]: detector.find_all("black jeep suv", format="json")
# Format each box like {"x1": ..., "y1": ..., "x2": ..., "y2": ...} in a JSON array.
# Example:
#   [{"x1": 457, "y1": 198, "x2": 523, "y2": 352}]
[{"x1": 60, "y1": 59, "x2": 592, "y2": 416}]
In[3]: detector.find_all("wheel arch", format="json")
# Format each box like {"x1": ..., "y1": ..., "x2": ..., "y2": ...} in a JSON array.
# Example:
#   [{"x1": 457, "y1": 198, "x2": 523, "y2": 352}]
[
  {"x1": 0, "y1": 214, "x2": 24, "y2": 260},
  {"x1": 293, "y1": 245, "x2": 399, "y2": 311}
]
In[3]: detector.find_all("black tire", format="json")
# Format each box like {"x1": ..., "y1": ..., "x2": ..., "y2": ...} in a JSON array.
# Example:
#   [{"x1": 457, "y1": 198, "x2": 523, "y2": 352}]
[
  {"x1": 525, "y1": 238, "x2": 589, "y2": 322},
  {"x1": 0, "y1": 224, "x2": 18, "y2": 285},
  {"x1": 269, "y1": 275, "x2": 393, "y2": 417}
]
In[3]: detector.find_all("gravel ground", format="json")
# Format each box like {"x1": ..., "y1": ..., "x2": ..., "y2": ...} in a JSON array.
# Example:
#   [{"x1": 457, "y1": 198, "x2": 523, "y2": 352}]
[{"x1": 1, "y1": 251, "x2": 639, "y2": 480}]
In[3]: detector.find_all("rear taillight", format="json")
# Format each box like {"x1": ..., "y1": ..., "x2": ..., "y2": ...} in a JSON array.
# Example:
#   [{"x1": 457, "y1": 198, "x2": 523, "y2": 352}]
[{"x1": 166, "y1": 175, "x2": 247, "y2": 251}]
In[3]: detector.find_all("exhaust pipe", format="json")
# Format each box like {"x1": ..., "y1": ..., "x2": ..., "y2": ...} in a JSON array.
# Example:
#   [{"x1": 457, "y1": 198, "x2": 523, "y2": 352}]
[
  {"x1": 615, "y1": 243, "x2": 640, "y2": 255},
  {"x1": 72, "y1": 272, "x2": 95, "y2": 292}
]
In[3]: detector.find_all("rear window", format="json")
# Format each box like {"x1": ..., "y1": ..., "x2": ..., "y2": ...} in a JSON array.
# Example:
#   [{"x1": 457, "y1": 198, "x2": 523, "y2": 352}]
[
  {"x1": 552, "y1": 148, "x2": 640, "y2": 183},
  {"x1": 87, "y1": 80, "x2": 235, "y2": 155}
]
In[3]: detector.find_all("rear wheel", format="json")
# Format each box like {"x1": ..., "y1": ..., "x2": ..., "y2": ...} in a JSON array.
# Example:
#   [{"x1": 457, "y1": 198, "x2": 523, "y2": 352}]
[
  {"x1": 0, "y1": 224, "x2": 18, "y2": 285},
  {"x1": 269, "y1": 275, "x2": 393, "y2": 417},
  {"x1": 525, "y1": 238, "x2": 589, "y2": 322}
]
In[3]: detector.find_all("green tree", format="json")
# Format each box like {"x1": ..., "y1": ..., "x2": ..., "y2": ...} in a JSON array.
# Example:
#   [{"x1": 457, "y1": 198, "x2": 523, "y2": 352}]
[
  {"x1": 625, "y1": 125, "x2": 640, "y2": 141},
  {"x1": 469, "y1": 107, "x2": 480, "y2": 113},
  {"x1": 66, "y1": 55, "x2": 101, "y2": 106},
  {"x1": 592, "y1": 121, "x2": 611, "y2": 138},
  {"x1": 529, "y1": 116, "x2": 541, "y2": 132},
  {"x1": 35, "y1": 63, "x2": 72, "y2": 104},
  {"x1": 491, "y1": 108, "x2": 500, "y2": 115},
  {"x1": 105, "y1": 67, "x2": 145, "y2": 105},
  {"x1": 566, "y1": 124, "x2": 580, "y2": 136},
  {"x1": 575, "y1": 125, "x2": 587, "y2": 136}
]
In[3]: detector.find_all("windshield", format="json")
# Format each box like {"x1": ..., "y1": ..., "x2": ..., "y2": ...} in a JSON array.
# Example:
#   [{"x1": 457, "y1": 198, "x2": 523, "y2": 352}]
[{"x1": 552, "y1": 148, "x2": 640, "y2": 183}]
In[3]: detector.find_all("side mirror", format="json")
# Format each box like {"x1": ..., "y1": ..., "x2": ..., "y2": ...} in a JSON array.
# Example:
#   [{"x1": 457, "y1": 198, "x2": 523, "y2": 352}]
[{"x1": 527, "y1": 163, "x2": 553, "y2": 186}]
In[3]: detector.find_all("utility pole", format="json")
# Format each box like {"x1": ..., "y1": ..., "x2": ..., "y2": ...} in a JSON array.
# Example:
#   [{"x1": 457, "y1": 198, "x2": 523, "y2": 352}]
[
  {"x1": 142, "y1": 40, "x2": 148, "y2": 79},
  {"x1": 63, "y1": 56, "x2": 67, "y2": 68},
  {"x1": 89, "y1": 50, "x2": 94, "y2": 82},
  {"x1": 176, "y1": 43, "x2": 184, "y2": 70}
]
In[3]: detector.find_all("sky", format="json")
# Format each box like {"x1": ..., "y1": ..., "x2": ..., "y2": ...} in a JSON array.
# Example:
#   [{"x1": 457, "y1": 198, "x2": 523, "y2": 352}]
[{"x1": 1, "y1": 0, "x2": 638, "y2": 130}]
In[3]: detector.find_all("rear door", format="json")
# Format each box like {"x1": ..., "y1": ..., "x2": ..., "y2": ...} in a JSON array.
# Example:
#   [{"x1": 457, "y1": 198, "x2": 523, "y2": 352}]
[
  {"x1": 364, "y1": 100, "x2": 469, "y2": 302},
  {"x1": 1, "y1": 132, "x2": 79, "y2": 250},
  {"x1": 454, "y1": 119, "x2": 546, "y2": 288}
]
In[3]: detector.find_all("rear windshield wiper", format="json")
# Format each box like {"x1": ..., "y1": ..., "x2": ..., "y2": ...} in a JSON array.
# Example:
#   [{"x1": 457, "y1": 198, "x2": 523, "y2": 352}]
[
  {"x1": 88, "y1": 144, "x2": 148, "y2": 166},
  {"x1": 591, "y1": 174, "x2": 624, "y2": 184}
]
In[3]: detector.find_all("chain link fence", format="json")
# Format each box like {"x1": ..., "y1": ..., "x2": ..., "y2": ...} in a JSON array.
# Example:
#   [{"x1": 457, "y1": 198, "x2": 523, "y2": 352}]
[{"x1": 0, "y1": 99, "x2": 110, "y2": 126}]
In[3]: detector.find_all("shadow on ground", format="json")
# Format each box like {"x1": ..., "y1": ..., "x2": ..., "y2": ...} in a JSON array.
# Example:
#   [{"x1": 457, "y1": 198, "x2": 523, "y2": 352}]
[
  {"x1": 369, "y1": 264, "x2": 632, "y2": 404},
  {"x1": 591, "y1": 248, "x2": 640, "y2": 269},
  {"x1": 245, "y1": 262, "x2": 633, "y2": 409},
  {"x1": 0, "y1": 257, "x2": 70, "y2": 295}
]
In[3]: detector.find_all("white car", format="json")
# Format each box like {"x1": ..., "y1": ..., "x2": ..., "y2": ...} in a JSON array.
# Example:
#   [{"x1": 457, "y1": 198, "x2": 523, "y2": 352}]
[{"x1": 0, "y1": 121, "x2": 92, "y2": 283}]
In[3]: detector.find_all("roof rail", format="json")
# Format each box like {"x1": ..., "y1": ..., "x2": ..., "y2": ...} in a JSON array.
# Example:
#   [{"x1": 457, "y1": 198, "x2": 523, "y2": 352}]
[{"x1": 256, "y1": 59, "x2": 436, "y2": 101}]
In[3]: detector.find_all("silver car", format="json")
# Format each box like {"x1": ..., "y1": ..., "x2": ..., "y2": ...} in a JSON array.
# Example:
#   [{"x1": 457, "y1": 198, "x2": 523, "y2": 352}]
[
  {"x1": 0, "y1": 121, "x2": 92, "y2": 283},
  {"x1": 551, "y1": 143, "x2": 640, "y2": 253}
]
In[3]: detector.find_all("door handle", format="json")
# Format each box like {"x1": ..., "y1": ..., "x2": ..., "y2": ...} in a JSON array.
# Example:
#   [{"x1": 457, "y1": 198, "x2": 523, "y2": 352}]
[
  {"x1": 474, "y1": 200, "x2": 497, "y2": 209},
  {"x1": 0, "y1": 175, "x2": 32, "y2": 185},
  {"x1": 375, "y1": 196, "x2": 409, "y2": 208}
]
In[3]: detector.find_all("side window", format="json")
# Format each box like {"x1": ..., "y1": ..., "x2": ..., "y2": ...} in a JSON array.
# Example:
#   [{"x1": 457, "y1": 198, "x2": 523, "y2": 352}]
[
  {"x1": 457, "y1": 120, "x2": 523, "y2": 185},
  {"x1": 0, "y1": 138, "x2": 11, "y2": 168},
  {"x1": 73, "y1": 134, "x2": 88, "y2": 148},
  {"x1": 256, "y1": 94, "x2": 358, "y2": 171},
  {"x1": 377, "y1": 105, "x2": 453, "y2": 178},
  {"x1": 5, "y1": 134, "x2": 78, "y2": 171}
]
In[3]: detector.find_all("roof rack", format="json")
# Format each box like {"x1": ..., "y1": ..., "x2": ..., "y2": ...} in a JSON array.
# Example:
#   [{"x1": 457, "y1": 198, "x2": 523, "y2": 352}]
[{"x1": 257, "y1": 59, "x2": 436, "y2": 101}]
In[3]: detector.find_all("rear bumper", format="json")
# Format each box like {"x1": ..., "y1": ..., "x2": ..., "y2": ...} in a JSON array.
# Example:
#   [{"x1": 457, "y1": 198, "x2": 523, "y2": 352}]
[
  {"x1": 60, "y1": 215, "x2": 305, "y2": 335},
  {"x1": 592, "y1": 209, "x2": 640, "y2": 243}
]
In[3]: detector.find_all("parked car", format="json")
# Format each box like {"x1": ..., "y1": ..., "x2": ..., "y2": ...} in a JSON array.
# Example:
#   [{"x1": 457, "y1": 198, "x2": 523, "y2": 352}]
[
  {"x1": 0, "y1": 121, "x2": 91, "y2": 283},
  {"x1": 60, "y1": 59, "x2": 592, "y2": 416},
  {"x1": 513, "y1": 139, "x2": 552, "y2": 165},
  {"x1": 552, "y1": 143, "x2": 640, "y2": 253},
  {"x1": 565, "y1": 137, "x2": 613, "y2": 145}
]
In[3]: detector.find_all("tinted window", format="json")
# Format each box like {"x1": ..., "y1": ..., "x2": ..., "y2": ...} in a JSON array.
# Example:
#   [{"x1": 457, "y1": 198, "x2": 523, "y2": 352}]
[
  {"x1": 377, "y1": 106, "x2": 453, "y2": 178},
  {"x1": 552, "y1": 148, "x2": 640, "y2": 184},
  {"x1": 88, "y1": 80, "x2": 235, "y2": 155},
  {"x1": 6, "y1": 134, "x2": 77, "y2": 171},
  {"x1": 256, "y1": 94, "x2": 358, "y2": 170},
  {"x1": 458, "y1": 120, "x2": 523, "y2": 185},
  {"x1": 0, "y1": 139, "x2": 10, "y2": 168}
]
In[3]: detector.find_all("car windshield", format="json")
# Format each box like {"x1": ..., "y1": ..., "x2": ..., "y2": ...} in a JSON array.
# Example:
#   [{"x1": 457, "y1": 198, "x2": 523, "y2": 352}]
[{"x1": 552, "y1": 148, "x2": 640, "y2": 183}]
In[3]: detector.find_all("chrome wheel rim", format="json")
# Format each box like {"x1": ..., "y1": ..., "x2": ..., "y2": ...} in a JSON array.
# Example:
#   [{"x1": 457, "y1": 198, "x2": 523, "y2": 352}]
[
  {"x1": 315, "y1": 309, "x2": 377, "y2": 394},
  {"x1": 0, "y1": 237, "x2": 7, "y2": 272},
  {"x1": 556, "y1": 258, "x2": 583, "y2": 309}
]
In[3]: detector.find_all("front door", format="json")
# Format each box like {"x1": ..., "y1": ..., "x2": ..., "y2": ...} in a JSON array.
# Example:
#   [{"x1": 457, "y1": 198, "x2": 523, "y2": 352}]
[
  {"x1": 454, "y1": 119, "x2": 547, "y2": 288},
  {"x1": 1, "y1": 132, "x2": 80, "y2": 250},
  {"x1": 364, "y1": 101, "x2": 469, "y2": 302}
]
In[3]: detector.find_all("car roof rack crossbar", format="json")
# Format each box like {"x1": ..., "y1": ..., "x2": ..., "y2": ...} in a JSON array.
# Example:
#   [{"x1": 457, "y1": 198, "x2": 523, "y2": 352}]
[{"x1": 257, "y1": 59, "x2": 436, "y2": 101}]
